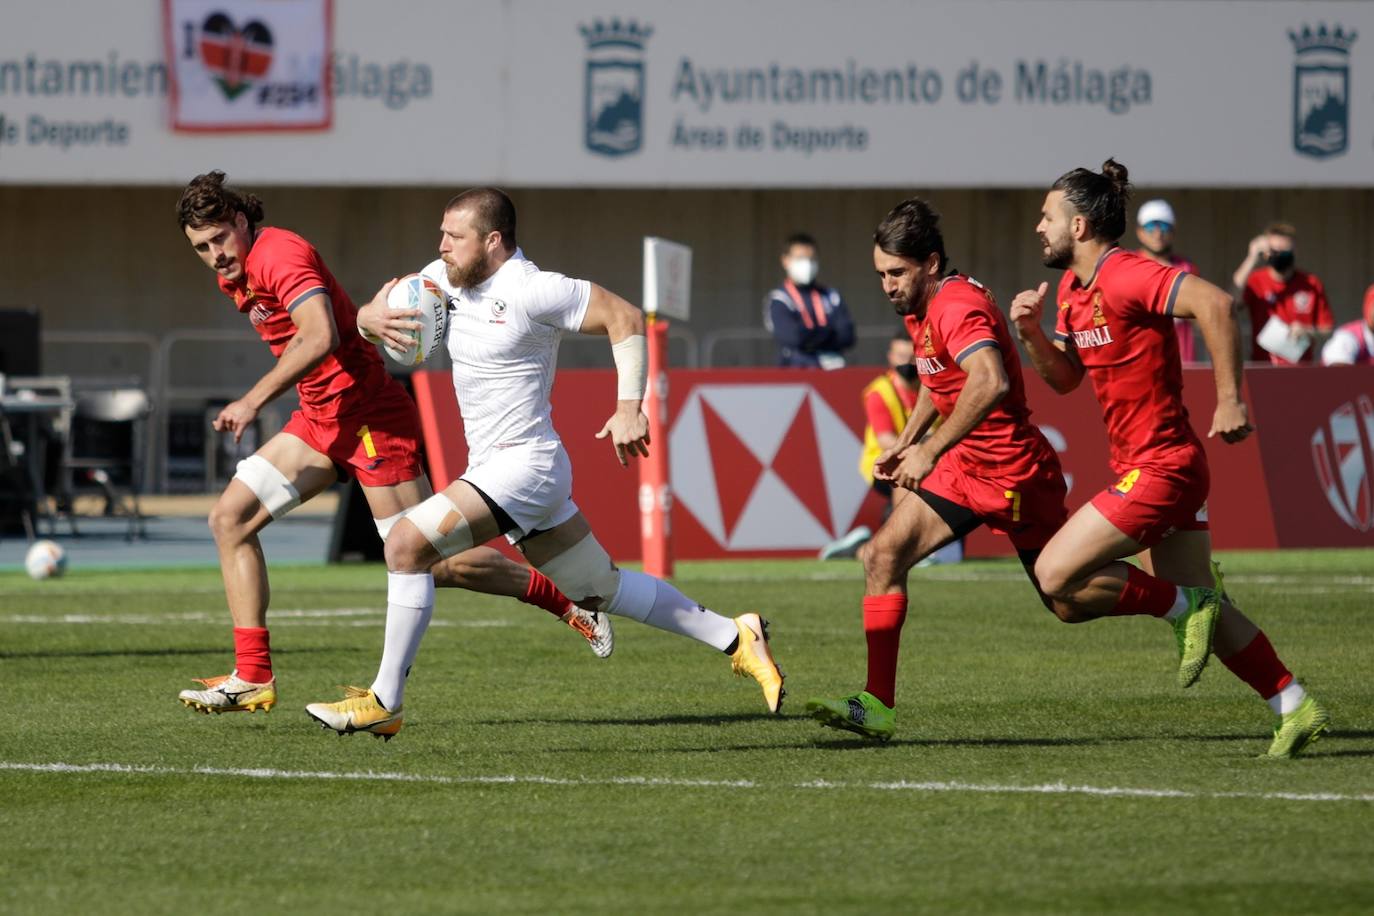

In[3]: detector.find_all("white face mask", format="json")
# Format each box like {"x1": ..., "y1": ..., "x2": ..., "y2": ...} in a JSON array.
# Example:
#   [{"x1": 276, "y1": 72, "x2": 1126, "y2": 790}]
[{"x1": 786, "y1": 257, "x2": 819, "y2": 286}]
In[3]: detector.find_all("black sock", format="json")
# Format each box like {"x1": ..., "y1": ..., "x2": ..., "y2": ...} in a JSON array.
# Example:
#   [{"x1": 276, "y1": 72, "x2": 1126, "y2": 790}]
[{"x1": 723, "y1": 636, "x2": 739, "y2": 655}]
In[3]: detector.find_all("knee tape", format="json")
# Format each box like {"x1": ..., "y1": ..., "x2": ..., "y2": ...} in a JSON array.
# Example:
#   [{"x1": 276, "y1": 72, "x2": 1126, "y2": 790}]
[
  {"x1": 374, "y1": 509, "x2": 406, "y2": 542},
  {"x1": 536, "y1": 534, "x2": 623, "y2": 608},
  {"x1": 407, "y1": 492, "x2": 474, "y2": 558},
  {"x1": 234, "y1": 455, "x2": 301, "y2": 519}
]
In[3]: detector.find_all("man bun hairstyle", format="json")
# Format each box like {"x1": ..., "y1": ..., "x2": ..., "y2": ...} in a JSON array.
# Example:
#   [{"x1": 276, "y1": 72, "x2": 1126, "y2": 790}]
[
  {"x1": 1051, "y1": 157, "x2": 1132, "y2": 242},
  {"x1": 446, "y1": 187, "x2": 518, "y2": 251},
  {"x1": 873, "y1": 197, "x2": 947, "y2": 272},
  {"x1": 177, "y1": 170, "x2": 264, "y2": 231}
]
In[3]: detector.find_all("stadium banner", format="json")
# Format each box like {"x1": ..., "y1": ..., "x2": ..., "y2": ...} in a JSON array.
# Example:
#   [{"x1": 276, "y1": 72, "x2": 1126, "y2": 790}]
[
  {"x1": 411, "y1": 365, "x2": 1374, "y2": 562},
  {"x1": 1, "y1": 1, "x2": 1371, "y2": 185},
  {"x1": 163, "y1": 0, "x2": 332, "y2": 131}
]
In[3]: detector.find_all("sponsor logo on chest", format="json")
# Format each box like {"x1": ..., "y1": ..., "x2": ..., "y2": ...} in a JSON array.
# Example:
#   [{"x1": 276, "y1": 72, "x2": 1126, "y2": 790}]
[
  {"x1": 915, "y1": 355, "x2": 948, "y2": 375},
  {"x1": 915, "y1": 323, "x2": 947, "y2": 374},
  {"x1": 1070, "y1": 290, "x2": 1115, "y2": 349}
]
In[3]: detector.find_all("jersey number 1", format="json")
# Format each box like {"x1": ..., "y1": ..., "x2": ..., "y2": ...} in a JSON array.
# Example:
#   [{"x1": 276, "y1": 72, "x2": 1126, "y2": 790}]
[{"x1": 357, "y1": 425, "x2": 377, "y2": 459}]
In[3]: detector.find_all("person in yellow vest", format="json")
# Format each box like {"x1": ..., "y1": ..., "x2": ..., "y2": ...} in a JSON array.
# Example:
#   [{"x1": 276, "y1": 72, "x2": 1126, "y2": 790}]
[
  {"x1": 823, "y1": 331, "x2": 962, "y2": 564},
  {"x1": 858, "y1": 331, "x2": 920, "y2": 504}
]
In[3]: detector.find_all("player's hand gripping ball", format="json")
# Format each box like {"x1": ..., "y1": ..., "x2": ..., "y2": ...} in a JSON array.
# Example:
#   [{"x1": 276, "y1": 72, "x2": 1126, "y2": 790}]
[
  {"x1": 384, "y1": 274, "x2": 449, "y2": 366},
  {"x1": 25, "y1": 539, "x2": 68, "y2": 580}
]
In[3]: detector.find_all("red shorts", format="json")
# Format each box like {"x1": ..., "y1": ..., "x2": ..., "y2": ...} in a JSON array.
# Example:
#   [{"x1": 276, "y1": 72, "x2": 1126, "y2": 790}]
[
  {"x1": 1089, "y1": 448, "x2": 1210, "y2": 547},
  {"x1": 920, "y1": 455, "x2": 1068, "y2": 551},
  {"x1": 281, "y1": 382, "x2": 424, "y2": 487}
]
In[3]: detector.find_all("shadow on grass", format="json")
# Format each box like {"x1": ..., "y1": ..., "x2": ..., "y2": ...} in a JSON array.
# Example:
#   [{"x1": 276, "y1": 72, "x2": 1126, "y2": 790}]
[{"x1": 472, "y1": 713, "x2": 782, "y2": 728}]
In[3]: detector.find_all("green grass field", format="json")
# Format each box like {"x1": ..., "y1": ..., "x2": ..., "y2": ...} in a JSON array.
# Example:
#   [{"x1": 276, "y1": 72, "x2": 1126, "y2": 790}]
[{"x1": 2, "y1": 550, "x2": 1371, "y2": 914}]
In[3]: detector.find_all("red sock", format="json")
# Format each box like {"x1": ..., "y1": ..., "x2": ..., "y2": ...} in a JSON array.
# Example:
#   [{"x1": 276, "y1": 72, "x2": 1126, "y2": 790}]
[
  {"x1": 1108, "y1": 566, "x2": 1176, "y2": 618},
  {"x1": 1220, "y1": 631, "x2": 1293, "y2": 700},
  {"x1": 233, "y1": 627, "x2": 272, "y2": 683},
  {"x1": 523, "y1": 569, "x2": 573, "y2": 618},
  {"x1": 863, "y1": 594, "x2": 908, "y2": 708}
]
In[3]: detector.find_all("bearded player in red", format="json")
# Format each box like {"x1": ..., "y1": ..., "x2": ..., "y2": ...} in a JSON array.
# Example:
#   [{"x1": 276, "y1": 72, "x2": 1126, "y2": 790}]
[
  {"x1": 1011, "y1": 159, "x2": 1328, "y2": 758},
  {"x1": 175, "y1": 171, "x2": 610, "y2": 717},
  {"x1": 807, "y1": 198, "x2": 1070, "y2": 740}
]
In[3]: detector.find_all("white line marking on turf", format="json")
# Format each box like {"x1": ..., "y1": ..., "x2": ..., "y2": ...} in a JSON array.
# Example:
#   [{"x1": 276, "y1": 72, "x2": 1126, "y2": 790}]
[
  {"x1": 2, "y1": 762, "x2": 1370, "y2": 804},
  {"x1": 0, "y1": 610, "x2": 507, "y2": 628}
]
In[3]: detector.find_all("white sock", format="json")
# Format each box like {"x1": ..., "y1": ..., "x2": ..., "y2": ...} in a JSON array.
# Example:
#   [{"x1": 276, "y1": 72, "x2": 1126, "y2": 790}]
[
  {"x1": 371, "y1": 571, "x2": 435, "y2": 710},
  {"x1": 1269, "y1": 681, "x2": 1307, "y2": 716},
  {"x1": 1162, "y1": 588, "x2": 1189, "y2": 621},
  {"x1": 609, "y1": 570, "x2": 739, "y2": 652}
]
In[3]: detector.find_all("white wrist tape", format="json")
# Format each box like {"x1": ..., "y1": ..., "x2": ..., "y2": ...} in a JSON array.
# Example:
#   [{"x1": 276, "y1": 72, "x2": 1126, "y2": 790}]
[{"x1": 611, "y1": 334, "x2": 648, "y2": 401}]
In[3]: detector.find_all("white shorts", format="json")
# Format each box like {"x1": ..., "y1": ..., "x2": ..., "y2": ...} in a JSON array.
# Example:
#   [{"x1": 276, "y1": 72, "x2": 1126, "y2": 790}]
[{"x1": 460, "y1": 441, "x2": 579, "y2": 544}]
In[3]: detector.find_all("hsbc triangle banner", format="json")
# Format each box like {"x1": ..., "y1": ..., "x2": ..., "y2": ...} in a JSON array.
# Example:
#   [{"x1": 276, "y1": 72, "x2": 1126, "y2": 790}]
[{"x1": 164, "y1": 0, "x2": 332, "y2": 131}]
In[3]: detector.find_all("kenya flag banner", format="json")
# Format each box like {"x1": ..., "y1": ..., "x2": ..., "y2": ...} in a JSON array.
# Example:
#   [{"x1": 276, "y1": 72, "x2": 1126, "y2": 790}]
[{"x1": 164, "y1": 0, "x2": 332, "y2": 131}]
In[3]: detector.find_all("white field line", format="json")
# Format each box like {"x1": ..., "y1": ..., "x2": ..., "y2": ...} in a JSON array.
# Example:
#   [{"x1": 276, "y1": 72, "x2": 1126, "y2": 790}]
[
  {"x1": 0, "y1": 608, "x2": 508, "y2": 628},
  {"x1": 1, "y1": 761, "x2": 1371, "y2": 804}
]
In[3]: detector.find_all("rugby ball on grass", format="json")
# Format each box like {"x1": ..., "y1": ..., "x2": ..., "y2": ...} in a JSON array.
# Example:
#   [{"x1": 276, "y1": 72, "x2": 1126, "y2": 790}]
[
  {"x1": 383, "y1": 274, "x2": 448, "y2": 366},
  {"x1": 25, "y1": 539, "x2": 67, "y2": 580}
]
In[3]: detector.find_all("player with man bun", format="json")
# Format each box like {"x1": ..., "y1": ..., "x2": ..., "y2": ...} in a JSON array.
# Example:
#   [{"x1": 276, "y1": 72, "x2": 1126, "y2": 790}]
[
  {"x1": 175, "y1": 172, "x2": 611, "y2": 717},
  {"x1": 1010, "y1": 159, "x2": 1327, "y2": 758}
]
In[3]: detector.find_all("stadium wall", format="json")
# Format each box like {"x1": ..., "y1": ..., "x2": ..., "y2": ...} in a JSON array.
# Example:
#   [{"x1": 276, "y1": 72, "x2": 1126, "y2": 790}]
[{"x1": 7, "y1": 184, "x2": 1374, "y2": 380}]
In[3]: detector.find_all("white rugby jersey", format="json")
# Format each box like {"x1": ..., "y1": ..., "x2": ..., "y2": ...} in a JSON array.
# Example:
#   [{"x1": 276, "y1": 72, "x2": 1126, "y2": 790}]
[{"x1": 420, "y1": 250, "x2": 591, "y2": 466}]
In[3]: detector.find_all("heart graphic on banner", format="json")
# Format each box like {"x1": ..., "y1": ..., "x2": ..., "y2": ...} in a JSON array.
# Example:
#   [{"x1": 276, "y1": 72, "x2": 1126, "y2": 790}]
[{"x1": 198, "y1": 12, "x2": 274, "y2": 100}]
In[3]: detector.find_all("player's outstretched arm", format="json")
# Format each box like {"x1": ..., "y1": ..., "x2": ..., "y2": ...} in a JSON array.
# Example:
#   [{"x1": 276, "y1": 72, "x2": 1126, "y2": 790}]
[
  {"x1": 214, "y1": 294, "x2": 339, "y2": 443},
  {"x1": 1010, "y1": 282, "x2": 1084, "y2": 393},
  {"x1": 1170, "y1": 274, "x2": 1254, "y2": 444},
  {"x1": 581, "y1": 284, "x2": 651, "y2": 467}
]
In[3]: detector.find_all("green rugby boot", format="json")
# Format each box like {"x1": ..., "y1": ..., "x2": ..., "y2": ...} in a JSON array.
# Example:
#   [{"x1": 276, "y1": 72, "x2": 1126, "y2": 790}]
[
  {"x1": 1172, "y1": 586, "x2": 1221, "y2": 688},
  {"x1": 1265, "y1": 695, "x2": 1330, "y2": 759},
  {"x1": 1210, "y1": 559, "x2": 1234, "y2": 606},
  {"x1": 806, "y1": 691, "x2": 895, "y2": 741}
]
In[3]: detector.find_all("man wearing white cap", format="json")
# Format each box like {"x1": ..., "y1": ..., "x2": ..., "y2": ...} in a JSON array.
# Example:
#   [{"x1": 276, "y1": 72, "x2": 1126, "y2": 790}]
[{"x1": 1134, "y1": 199, "x2": 1201, "y2": 363}]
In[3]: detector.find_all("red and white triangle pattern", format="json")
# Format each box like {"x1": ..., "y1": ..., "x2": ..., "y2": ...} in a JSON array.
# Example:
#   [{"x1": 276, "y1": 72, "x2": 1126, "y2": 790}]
[{"x1": 670, "y1": 384, "x2": 870, "y2": 549}]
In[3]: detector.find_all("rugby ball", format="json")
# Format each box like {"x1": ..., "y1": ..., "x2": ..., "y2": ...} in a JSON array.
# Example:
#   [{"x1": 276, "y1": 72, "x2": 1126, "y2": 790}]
[
  {"x1": 383, "y1": 274, "x2": 449, "y2": 366},
  {"x1": 25, "y1": 539, "x2": 67, "y2": 580}
]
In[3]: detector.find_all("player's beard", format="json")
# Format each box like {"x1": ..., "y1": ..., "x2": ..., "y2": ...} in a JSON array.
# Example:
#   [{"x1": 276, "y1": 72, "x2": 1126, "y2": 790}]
[
  {"x1": 1040, "y1": 232, "x2": 1075, "y2": 269},
  {"x1": 446, "y1": 251, "x2": 492, "y2": 289}
]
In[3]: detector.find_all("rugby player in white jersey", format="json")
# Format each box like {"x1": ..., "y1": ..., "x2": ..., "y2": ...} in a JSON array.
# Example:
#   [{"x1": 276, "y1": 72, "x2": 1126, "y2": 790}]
[{"x1": 306, "y1": 188, "x2": 784, "y2": 738}]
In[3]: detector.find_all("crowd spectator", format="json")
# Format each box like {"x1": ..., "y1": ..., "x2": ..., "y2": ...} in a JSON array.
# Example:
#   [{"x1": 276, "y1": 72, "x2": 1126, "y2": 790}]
[
  {"x1": 1134, "y1": 199, "x2": 1203, "y2": 363},
  {"x1": 1232, "y1": 222, "x2": 1334, "y2": 365},
  {"x1": 764, "y1": 232, "x2": 855, "y2": 368},
  {"x1": 1321, "y1": 284, "x2": 1374, "y2": 366}
]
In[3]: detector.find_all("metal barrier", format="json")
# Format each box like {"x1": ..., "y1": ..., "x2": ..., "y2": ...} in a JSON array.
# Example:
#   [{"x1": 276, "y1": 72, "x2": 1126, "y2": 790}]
[
  {"x1": 700, "y1": 324, "x2": 897, "y2": 368},
  {"x1": 556, "y1": 324, "x2": 700, "y2": 369}
]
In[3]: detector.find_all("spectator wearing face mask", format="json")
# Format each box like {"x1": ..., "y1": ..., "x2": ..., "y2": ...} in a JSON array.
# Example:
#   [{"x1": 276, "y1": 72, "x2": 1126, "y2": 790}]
[
  {"x1": 1321, "y1": 284, "x2": 1374, "y2": 366},
  {"x1": 764, "y1": 232, "x2": 856, "y2": 368},
  {"x1": 1134, "y1": 199, "x2": 1203, "y2": 364},
  {"x1": 1232, "y1": 222, "x2": 1334, "y2": 365}
]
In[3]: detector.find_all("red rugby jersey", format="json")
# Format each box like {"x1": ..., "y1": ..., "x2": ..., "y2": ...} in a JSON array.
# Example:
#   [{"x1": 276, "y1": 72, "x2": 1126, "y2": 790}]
[
  {"x1": 1242, "y1": 268, "x2": 1334, "y2": 365},
  {"x1": 904, "y1": 274, "x2": 1053, "y2": 478},
  {"x1": 1054, "y1": 247, "x2": 1200, "y2": 471},
  {"x1": 217, "y1": 227, "x2": 390, "y2": 418}
]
